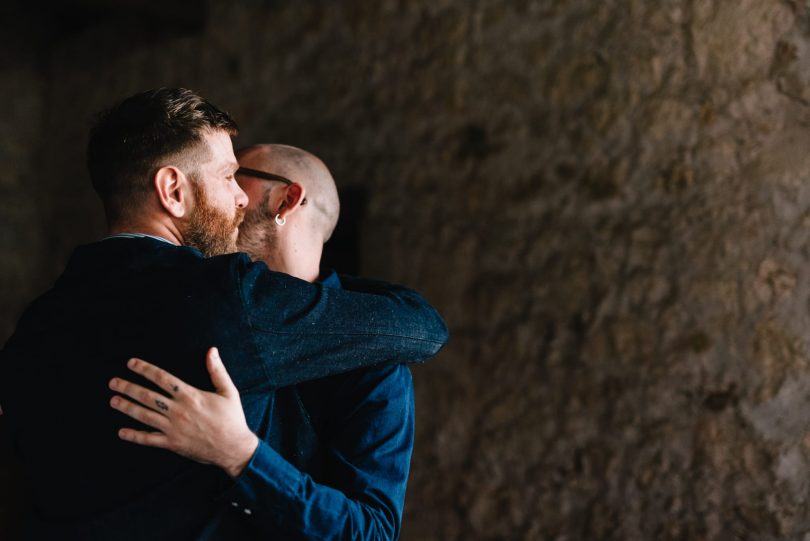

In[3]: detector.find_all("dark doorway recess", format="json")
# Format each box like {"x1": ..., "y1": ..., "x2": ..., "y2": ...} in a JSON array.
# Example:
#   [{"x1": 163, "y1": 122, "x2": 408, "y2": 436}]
[{"x1": 322, "y1": 186, "x2": 367, "y2": 276}]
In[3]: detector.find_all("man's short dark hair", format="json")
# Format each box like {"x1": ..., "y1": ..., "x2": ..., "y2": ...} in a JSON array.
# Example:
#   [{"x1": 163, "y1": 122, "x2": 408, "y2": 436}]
[{"x1": 87, "y1": 87, "x2": 238, "y2": 223}]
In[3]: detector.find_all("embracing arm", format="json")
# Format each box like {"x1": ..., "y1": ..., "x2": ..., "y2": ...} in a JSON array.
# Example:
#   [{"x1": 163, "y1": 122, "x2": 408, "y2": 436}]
[
  {"x1": 234, "y1": 257, "x2": 448, "y2": 389},
  {"x1": 110, "y1": 348, "x2": 405, "y2": 540},
  {"x1": 225, "y1": 440, "x2": 400, "y2": 540}
]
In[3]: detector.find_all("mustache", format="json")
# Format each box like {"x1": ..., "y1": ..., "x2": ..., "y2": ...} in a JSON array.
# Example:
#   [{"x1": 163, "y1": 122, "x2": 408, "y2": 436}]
[{"x1": 233, "y1": 207, "x2": 246, "y2": 228}]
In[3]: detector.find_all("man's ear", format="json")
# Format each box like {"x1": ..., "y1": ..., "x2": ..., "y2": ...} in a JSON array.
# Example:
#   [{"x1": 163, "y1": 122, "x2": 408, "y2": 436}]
[
  {"x1": 154, "y1": 166, "x2": 190, "y2": 219},
  {"x1": 277, "y1": 183, "x2": 307, "y2": 220}
]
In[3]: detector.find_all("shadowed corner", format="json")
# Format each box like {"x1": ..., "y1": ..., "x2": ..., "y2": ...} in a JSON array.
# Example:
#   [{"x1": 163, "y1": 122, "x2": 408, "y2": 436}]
[
  {"x1": 321, "y1": 186, "x2": 367, "y2": 276},
  {"x1": 0, "y1": 413, "x2": 30, "y2": 541}
]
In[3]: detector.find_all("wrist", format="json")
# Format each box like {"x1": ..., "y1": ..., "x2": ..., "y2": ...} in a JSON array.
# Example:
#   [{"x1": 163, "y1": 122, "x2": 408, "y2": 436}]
[{"x1": 223, "y1": 432, "x2": 259, "y2": 479}]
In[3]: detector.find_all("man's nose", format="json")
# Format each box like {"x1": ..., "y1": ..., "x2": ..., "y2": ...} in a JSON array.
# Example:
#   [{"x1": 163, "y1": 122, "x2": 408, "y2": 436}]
[{"x1": 233, "y1": 182, "x2": 249, "y2": 208}]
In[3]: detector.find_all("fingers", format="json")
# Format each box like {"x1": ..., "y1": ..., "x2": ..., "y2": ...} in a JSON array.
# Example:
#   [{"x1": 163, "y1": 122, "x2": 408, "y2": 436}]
[
  {"x1": 206, "y1": 347, "x2": 237, "y2": 398},
  {"x1": 110, "y1": 395, "x2": 170, "y2": 432},
  {"x1": 109, "y1": 377, "x2": 172, "y2": 415},
  {"x1": 126, "y1": 358, "x2": 187, "y2": 396},
  {"x1": 117, "y1": 427, "x2": 170, "y2": 449}
]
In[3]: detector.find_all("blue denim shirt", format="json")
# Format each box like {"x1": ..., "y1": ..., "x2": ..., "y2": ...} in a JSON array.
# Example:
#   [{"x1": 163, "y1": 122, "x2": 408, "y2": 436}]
[
  {"x1": 0, "y1": 237, "x2": 446, "y2": 540},
  {"x1": 202, "y1": 271, "x2": 415, "y2": 540}
]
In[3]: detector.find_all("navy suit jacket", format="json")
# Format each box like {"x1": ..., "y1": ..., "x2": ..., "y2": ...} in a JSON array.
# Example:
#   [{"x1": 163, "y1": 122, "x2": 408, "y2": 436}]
[{"x1": 0, "y1": 236, "x2": 447, "y2": 540}]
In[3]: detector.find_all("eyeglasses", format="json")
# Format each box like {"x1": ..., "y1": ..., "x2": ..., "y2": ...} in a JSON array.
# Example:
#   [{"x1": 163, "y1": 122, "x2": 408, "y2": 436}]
[
  {"x1": 237, "y1": 166, "x2": 307, "y2": 206},
  {"x1": 236, "y1": 167, "x2": 294, "y2": 185}
]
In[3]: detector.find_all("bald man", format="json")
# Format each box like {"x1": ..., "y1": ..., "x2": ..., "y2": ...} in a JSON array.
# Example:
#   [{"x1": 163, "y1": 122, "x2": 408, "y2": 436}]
[
  {"x1": 236, "y1": 144, "x2": 340, "y2": 282},
  {"x1": 113, "y1": 145, "x2": 418, "y2": 540}
]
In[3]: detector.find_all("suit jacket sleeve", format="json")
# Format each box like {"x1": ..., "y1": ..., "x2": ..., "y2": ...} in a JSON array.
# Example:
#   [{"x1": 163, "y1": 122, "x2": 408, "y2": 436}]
[{"x1": 234, "y1": 256, "x2": 448, "y2": 389}]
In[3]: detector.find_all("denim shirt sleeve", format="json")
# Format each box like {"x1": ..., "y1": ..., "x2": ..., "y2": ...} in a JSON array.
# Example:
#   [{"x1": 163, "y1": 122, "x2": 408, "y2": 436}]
[
  {"x1": 221, "y1": 440, "x2": 404, "y2": 540},
  {"x1": 235, "y1": 256, "x2": 448, "y2": 389}
]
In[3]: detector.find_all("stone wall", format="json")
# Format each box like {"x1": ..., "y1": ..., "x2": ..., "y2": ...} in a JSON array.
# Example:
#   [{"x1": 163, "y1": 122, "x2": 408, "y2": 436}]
[{"x1": 5, "y1": 0, "x2": 810, "y2": 538}]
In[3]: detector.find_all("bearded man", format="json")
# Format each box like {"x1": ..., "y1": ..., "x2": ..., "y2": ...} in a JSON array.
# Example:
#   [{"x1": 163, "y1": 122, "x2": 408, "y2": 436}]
[{"x1": 0, "y1": 88, "x2": 447, "y2": 540}]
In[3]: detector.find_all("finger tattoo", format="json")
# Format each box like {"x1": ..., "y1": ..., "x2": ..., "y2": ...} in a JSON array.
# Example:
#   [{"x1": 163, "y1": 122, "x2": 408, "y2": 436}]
[
  {"x1": 172, "y1": 384, "x2": 179, "y2": 393},
  {"x1": 155, "y1": 399, "x2": 169, "y2": 412}
]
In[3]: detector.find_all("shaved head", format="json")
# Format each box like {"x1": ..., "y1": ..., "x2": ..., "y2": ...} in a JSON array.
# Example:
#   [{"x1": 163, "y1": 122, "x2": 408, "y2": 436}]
[
  {"x1": 235, "y1": 144, "x2": 341, "y2": 279},
  {"x1": 236, "y1": 144, "x2": 340, "y2": 237}
]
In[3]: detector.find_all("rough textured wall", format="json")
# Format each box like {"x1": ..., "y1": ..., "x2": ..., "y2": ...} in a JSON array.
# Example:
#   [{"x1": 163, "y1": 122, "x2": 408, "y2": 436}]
[{"x1": 6, "y1": 0, "x2": 810, "y2": 539}]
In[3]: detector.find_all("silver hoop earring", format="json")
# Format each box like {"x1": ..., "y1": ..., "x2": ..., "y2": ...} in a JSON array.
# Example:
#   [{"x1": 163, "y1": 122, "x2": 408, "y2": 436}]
[{"x1": 275, "y1": 214, "x2": 286, "y2": 226}]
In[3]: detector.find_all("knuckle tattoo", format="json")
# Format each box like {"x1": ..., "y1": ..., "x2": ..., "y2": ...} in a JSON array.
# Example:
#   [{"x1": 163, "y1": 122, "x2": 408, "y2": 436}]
[{"x1": 155, "y1": 399, "x2": 170, "y2": 412}]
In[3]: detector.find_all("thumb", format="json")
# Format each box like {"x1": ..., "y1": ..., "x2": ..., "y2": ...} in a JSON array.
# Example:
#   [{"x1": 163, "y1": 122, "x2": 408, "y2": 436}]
[{"x1": 206, "y1": 347, "x2": 237, "y2": 398}]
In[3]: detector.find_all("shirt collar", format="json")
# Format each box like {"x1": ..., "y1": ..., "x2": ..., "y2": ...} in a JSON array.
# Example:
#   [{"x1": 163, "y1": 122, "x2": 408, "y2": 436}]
[{"x1": 102, "y1": 233, "x2": 177, "y2": 246}]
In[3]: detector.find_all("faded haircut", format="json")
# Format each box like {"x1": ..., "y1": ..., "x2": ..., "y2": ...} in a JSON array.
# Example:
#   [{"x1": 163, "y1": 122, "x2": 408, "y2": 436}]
[{"x1": 87, "y1": 87, "x2": 238, "y2": 224}]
